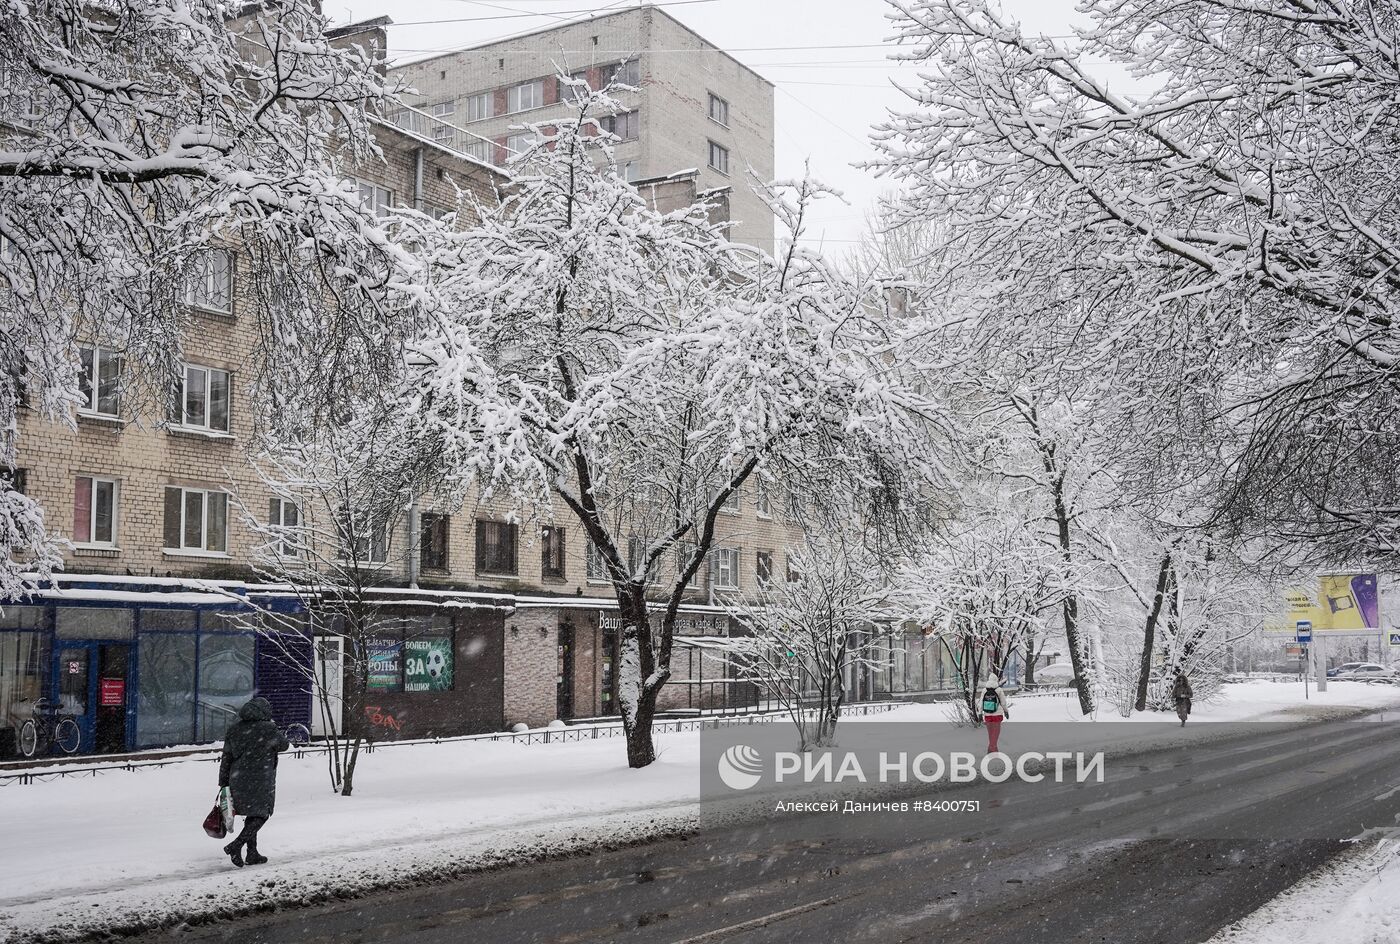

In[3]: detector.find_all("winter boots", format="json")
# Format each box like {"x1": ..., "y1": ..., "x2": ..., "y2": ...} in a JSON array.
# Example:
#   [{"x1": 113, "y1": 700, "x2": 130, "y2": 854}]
[{"x1": 223, "y1": 840, "x2": 245, "y2": 868}]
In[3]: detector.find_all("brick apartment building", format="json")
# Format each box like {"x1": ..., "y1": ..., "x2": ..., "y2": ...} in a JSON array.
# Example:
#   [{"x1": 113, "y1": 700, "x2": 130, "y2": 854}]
[
  {"x1": 0, "y1": 14, "x2": 801, "y2": 759},
  {"x1": 390, "y1": 4, "x2": 776, "y2": 252}
]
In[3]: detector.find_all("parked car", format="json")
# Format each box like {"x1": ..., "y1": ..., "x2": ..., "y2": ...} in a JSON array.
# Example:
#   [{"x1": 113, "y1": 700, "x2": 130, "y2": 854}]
[
  {"x1": 1032, "y1": 662, "x2": 1076, "y2": 687},
  {"x1": 1327, "y1": 662, "x2": 1365, "y2": 678},
  {"x1": 1332, "y1": 663, "x2": 1396, "y2": 680}
]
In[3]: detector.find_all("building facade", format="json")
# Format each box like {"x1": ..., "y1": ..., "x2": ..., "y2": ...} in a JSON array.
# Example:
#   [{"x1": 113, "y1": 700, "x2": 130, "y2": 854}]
[
  {"x1": 390, "y1": 4, "x2": 776, "y2": 252},
  {"x1": 0, "y1": 14, "x2": 795, "y2": 761}
]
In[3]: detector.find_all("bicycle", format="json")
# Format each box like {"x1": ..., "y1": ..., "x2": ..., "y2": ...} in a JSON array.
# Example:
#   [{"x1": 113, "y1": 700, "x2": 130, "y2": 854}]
[{"x1": 17, "y1": 699, "x2": 82, "y2": 758}]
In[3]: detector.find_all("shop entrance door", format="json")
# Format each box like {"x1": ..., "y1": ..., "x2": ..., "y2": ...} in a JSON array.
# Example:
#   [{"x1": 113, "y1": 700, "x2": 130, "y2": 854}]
[
  {"x1": 556, "y1": 625, "x2": 574, "y2": 721},
  {"x1": 312, "y1": 637, "x2": 343, "y2": 738},
  {"x1": 55, "y1": 641, "x2": 131, "y2": 753}
]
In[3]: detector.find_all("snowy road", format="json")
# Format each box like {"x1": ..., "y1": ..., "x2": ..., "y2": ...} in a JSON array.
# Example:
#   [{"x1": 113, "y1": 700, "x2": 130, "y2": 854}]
[{"x1": 128, "y1": 716, "x2": 1400, "y2": 944}]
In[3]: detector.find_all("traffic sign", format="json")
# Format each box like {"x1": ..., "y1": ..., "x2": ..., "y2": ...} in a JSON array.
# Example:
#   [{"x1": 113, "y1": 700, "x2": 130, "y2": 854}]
[
  {"x1": 1390, "y1": 632, "x2": 1400, "y2": 647},
  {"x1": 1296, "y1": 620, "x2": 1313, "y2": 644}
]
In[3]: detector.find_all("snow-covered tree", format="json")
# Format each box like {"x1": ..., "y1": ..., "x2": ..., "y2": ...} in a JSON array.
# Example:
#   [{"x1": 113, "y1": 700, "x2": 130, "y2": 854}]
[
  {"x1": 0, "y1": 0, "x2": 421, "y2": 594},
  {"x1": 403, "y1": 84, "x2": 938, "y2": 767},
  {"x1": 896, "y1": 505, "x2": 1064, "y2": 723},
  {"x1": 233, "y1": 412, "x2": 417, "y2": 796},
  {"x1": 874, "y1": 0, "x2": 1400, "y2": 563},
  {"x1": 724, "y1": 531, "x2": 893, "y2": 751}
]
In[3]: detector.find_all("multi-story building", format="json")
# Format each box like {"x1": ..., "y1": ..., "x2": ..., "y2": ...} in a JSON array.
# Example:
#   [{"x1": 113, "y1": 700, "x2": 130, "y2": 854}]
[
  {"x1": 390, "y1": 4, "x2": 776, "y2": 252},
  {"x1": 0, "y1": 16, "x2": 791, "y2": 760}
]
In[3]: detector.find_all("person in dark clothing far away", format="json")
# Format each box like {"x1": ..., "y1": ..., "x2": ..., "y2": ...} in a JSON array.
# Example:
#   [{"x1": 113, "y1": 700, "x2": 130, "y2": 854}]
[
  {"x1": 1172, "y1": 671, "x2": 1194, "y2": 726},
  {"x1": 218, "y1": 696, "x2": 288, "y2": 867}
]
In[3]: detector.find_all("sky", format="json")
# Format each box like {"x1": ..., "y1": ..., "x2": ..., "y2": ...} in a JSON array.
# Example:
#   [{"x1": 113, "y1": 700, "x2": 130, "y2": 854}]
[{"x1": 336, "y1": 0, "x2": 1092, "y2": 255}]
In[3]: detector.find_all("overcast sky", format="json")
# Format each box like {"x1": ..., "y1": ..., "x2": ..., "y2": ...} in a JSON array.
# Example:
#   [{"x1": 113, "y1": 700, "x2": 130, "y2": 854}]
[{"x1": 345, "y1": 0, "x2": 1096, "y2": 255}]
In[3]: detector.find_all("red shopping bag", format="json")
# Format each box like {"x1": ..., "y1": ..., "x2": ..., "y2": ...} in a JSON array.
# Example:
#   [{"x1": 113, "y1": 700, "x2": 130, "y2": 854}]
[{"x1": 202, "y1": 801, "x2": 227, "y2": 839}]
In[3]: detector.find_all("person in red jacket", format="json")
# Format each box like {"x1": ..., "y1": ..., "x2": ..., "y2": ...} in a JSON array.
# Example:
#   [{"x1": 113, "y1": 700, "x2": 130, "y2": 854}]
[{"x1": 980, "y1": 672, "x2": 1010, "y2": 753}]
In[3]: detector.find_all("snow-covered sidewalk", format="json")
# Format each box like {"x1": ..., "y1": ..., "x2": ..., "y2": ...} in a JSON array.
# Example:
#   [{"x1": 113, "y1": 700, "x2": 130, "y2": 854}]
[
  {"x1": 2, "y1": 680, "x2": 1398, "y2": 943},
  {"x1": 1207, "y1": 840, "x2": 1400, "y2": 944}
]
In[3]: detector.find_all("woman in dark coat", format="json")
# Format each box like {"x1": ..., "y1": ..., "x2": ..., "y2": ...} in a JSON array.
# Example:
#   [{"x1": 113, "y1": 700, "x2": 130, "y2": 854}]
[
  {"x1": 1171, "y1": 671, "x2": 1194, "y2": 726},
  {"x1": 218, "y1": 696, "x2": 288, "y2": 867}
]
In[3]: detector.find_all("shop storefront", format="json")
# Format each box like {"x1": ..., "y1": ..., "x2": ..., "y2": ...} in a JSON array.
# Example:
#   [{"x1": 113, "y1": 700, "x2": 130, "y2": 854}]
[{"x1": 0, "y1": 579, "x2": 312, "y2": 759}]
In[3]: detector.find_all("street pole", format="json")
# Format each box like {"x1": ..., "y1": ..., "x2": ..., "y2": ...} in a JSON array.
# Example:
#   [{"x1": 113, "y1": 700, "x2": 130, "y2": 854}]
[{"x1": 1315, "y1": 633, "x2": 1328, "y2": 693}]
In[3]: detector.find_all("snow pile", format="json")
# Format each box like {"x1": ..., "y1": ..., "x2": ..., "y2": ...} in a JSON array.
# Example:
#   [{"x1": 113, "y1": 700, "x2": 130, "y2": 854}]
[{"x1": 1208, "y1": 841, "x2": 1400, "y2": 944}]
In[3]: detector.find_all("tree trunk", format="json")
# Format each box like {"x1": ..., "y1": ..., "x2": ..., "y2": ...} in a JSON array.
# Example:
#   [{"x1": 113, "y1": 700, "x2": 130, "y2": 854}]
[
  {"x1": 1134, "y1": 553, "x2": 1174, "y2": 712},
  {"x1": 1023, "y1": 634, "x2": 1036, "y2": 687},
  {"x1": 616, "y1": 589, "x2": 662, "y2": 768},
  {"x1": 1050, "y1": 473, "x2": 1095, "y2": 715}
]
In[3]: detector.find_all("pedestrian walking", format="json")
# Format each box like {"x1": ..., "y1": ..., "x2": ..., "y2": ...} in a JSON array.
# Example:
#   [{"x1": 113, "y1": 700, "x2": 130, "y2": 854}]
[
  {"x1": 218, "y1": 696, "x2": 289, "y2": 867},
  {"x1": 1171, "y1": 671, "x2": 1193, "y2": 727},
  {"x1": 981, "y1": 672, "x2": 1010, "y2": 753}
]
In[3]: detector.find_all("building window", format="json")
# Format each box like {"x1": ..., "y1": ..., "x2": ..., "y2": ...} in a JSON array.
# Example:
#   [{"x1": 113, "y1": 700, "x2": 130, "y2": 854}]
[
  {"x1": 566, "y1": 69, "x2": 591, "y2": 101},
  {"x1": 475, "y1": 520, "x2": 518, "y2": 575},
  {"x1": 430, "y1": 100, "x2": 455, "y2": 121},
  {"x1": 163, "y1": 487, "x2": 228, "y2": 553},
  {"x1": 711, "y1": 547, "x2": 739, "y2": 590},
  {"x1": 4, "y1": 468, "x2": 25, "y2": 494},
  {"x1": 541, "y1": 525, "x2": 566, "y2": 579},
  {"x1": 601, "y1": 110, "x2": 639, "y2": 142},
  {"x1": 506, "y1": 79, "x2": 543, "y2": 114},
  {"x1": 620, "y1": 160, "x2": 640, "y2": 183},
  {"x1": 73, "y1": 475, "x2": 118, "y2": 546},
  {"x1": 356, "y1": 180, "x2": 393, "y2": 218},
  {"x1": 628, "y1": 536, "x2": 659, "y2": 583},
  {"x1": 586, "y1": 540, "x2": 609, "y2": 582},
  {"x1": 174, "y1": 364, "x2": 230, "y2": 433},
  {"x1": 420, "y1": 512, "x2": 450, "y2": 572},
  {"x1": 708, "y1": 140, "x2": 730, "y2": 176},
  {"x1": 78, "y1": 345, "x2": 123, "y2": 417},
  {"x1": 183, "y1": 250, "x2": 233, "y2": 314},
  {"x1": 354, "y1": 523, "x2": 388, "y2": 564},
  {"x1": 708, "y1": 92, "x2": 729, "y2": 127},
  {"x1": 429, "y1": 101, "x2": 455, "y2": 143},
  {"x1": 505, "y1": 132, "x2": 541, "y2": 158},
  {"x1": 676, "y1": 541, "x2": 698, "y2": 581},
  {"x1": 464, "y1": 138, "x2": 494, "y2": 163},
  {"x1": 786, "y1": 553, "x2": 801, "y2": 584},
  {"x1": 605, "y1": 59, "x2": 640, "y2": 86},
  {"x1": 756, "y1": 550, "x2": 773, "y2": 588},
  {"x1": 755, "y1": 479, "x2": 772, "y2": 518},
  {"x1": 720, "y1": 487, "x2": 740, "y2": 514},
  {"x1": 268, "y1": 498, "x2": 299, "y2": 557},
  {"x1": 466, "y1": 91, "x2": 494, "y2": 122}
]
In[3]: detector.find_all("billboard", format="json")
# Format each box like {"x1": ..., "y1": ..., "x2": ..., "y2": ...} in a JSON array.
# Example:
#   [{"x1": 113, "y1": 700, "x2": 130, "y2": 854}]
[
  {"x1": 1268, "y1": 574, "x2": 1381, "y2": 634},
  {"x1": 404, "y1": 637, "x2": 453, "y2": 692},
  {"x1": 1318, "y1": 573, "x2": 1379, "y2": 630}
]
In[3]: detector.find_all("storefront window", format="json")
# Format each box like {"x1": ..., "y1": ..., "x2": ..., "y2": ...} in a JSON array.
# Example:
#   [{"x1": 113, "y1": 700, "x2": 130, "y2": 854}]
[
  {"x1": 197, "y1": 633, "x2": 255, "y2": 741},
  {"x1": 56, "y1": 607, "x2": 133, "y2": 640},
  {"x1": 136, "y1": 634, "x2": 196, "y2": 747},
  {"x1": 140, "y1": 609, "x2": 196, "y2": 631},
  {"x1": 0, "y1": 617, "x2": 48, "y2": 740}
]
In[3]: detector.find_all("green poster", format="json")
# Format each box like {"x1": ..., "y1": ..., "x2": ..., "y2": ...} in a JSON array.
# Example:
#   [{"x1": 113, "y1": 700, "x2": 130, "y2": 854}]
[{"x1": 404, "y1": 637, "x2": 453, "y2": 692}]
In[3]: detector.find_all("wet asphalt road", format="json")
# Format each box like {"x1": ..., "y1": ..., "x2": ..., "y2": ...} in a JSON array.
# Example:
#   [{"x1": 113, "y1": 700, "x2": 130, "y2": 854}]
[{"x1": 140, "y1": 718, "x2": 1400, "y2": 944}]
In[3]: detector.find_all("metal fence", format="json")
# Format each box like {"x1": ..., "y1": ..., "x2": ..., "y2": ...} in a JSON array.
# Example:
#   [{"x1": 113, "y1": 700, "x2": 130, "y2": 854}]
[{"x1": 0, "y1": 701, "x2": 902, "y2": 785}]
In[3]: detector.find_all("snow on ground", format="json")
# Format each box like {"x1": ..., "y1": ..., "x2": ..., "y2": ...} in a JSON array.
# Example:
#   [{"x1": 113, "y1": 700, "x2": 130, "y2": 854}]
[
  {"x1": 2, "y1": 680, "x2": 1398, "y2": 943},
  {"x1": 1207, "y1": 840, "x2": 1400, "y2": 944}
]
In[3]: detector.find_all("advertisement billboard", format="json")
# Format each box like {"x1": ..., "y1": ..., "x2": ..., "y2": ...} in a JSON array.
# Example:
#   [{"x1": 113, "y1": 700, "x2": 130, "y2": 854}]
[
  {"x1": 1268, "y1": 574, "x2": 1381, "y2": 634},
  {"x1": 366, "y1": 637, "x2": 403, "y2": 691},
  {"x1": 404, "y1": 637, "x2": 453, "y2": 692}
]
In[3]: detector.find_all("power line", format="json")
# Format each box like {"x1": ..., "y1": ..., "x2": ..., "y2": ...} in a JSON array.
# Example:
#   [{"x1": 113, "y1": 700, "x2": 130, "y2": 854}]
[{"x1": 384, "y1": 0, "x2": 715, "y2": 27}]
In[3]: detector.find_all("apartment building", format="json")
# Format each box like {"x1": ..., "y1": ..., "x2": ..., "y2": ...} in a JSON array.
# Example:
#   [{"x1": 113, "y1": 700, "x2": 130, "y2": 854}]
[
  {"x1": 0, "y1": 16, "x2": 799, "y2": 758},
  {"x1": 0, "y1": 37, "x2": 520, "y2": 757},
  {"x1": 391, "y1": 4, "x2": 776, "y2": 252}
]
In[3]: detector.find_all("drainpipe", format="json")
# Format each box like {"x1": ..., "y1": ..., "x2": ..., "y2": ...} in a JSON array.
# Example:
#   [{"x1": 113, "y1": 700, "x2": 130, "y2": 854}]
[
  {"x1": 413, "y1": 147, "x2": 424, "y2": 212},
  {"x1": 407, "y1": 148, "x2": 425, "y2": 590}
]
